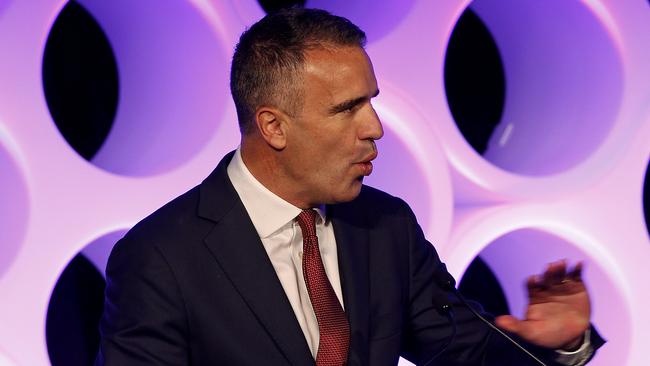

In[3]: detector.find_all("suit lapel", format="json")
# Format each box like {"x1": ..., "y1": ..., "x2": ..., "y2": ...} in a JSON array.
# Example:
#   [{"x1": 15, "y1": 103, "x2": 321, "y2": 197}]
[
  {"x1": 330, "y1": 203, "x2": 371, "y2": 366},
  {"x1": 199, "y1": 153, "x2": 313, "y2": 366}
]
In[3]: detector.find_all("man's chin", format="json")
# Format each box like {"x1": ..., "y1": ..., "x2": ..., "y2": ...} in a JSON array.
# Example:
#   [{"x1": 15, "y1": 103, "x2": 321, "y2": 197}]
[{"x1": 336, "y1": 181, "x2": 363, "y2": 203}]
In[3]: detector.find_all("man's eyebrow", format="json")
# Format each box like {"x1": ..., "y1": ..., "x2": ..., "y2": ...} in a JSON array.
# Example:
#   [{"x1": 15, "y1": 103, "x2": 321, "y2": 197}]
[{"x1": 328, "y1": 89, "x2": 380, "y2": 114}]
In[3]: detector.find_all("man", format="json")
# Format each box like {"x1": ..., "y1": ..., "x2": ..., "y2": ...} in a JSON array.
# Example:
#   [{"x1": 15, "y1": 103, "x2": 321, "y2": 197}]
[{"x1": 96, "y1": 8, "x2": 603, "y2": 366}]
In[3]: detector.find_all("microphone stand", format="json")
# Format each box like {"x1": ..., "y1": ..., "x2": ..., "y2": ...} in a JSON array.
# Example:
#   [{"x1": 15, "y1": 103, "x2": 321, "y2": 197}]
[{"x1": 422, "y1": 266, "x2": 547, "y2": 366}]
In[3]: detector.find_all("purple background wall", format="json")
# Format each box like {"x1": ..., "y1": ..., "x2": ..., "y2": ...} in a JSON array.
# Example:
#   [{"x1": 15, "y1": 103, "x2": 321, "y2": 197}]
[{"x1": 0, "y1": 0, "x2": 649, "y2": 365}]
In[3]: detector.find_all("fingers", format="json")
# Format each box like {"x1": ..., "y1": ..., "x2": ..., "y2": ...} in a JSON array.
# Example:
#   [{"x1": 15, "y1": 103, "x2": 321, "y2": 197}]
[
  {"x1": 526, "y1": 274, "x2": 541, "y2": 295},
  {"x1": 495, "y1": 315, "x2": 522, "y2": 334},
  {"x1": 568, "y1": 261, "x2": 584, "y2": 282},
  {"x1": 535, "y1": 260, "x2": 584, "y2": 288},
  {"x1": 541, "y1": 260, "x2": 567, "y2": 287},
  {"x1": 527, "y1": 261, "x2": 585, "y2": 297}
]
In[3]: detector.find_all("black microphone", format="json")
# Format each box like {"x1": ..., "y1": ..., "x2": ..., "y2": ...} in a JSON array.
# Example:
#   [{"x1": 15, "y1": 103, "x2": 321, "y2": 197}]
[
  {"x1": 421, "y1": 265, "x2": 458, "y2": 366},
  {"x1": 421, "y1": 287, "x2": 457, "y2": 366},
  {"x1": 431, "y1": 266, "x2": 547, "y2": 366}
]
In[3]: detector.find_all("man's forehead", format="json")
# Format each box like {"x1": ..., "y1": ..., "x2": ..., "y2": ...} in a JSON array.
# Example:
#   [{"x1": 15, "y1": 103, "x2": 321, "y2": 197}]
[
  {"x1": 302, "y1": 46, "x2": 362, "y2": 73},
  {"x1": 301, "y1": 46, "x2": 375, "y2": 99}
]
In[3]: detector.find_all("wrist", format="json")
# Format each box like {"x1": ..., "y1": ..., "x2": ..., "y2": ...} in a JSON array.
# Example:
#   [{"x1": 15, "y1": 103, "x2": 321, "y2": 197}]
[
  {"x1": 560, "y1": 334, "x2": 584, "y2": 352},
  {"x1": 555, "y1": 329, "x2": 593, "y2": 366}
]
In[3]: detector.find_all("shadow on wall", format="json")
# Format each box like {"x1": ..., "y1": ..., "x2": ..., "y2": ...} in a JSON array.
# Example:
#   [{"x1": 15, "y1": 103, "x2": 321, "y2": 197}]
[
  {"x1": 43, "y1": 0, "x2": 118, "y2": 161},
  {"x1": 46, "y1": 254, "x2": 106, "y2": 366},
  {"x1": 643, "y1": 161, "x2": 650, "y2": 236}
]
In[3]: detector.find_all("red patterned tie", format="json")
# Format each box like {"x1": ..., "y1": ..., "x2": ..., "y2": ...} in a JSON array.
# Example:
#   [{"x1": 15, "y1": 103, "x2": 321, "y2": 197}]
[{"x1": 296, "y1": 210, "x2": 350, "y2": 366}]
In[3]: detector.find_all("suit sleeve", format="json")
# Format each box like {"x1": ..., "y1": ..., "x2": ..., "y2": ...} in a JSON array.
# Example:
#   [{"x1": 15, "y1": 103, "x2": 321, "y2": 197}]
[
  {"x1": 397, "y1": 200, "x2": 490, "y2": 365},
  {"x1": 395, "y1": 200, "x2": 604, "y2": 366},
  {"x1": 94, "y1": 235, "x2": 190, "y2": 366}
]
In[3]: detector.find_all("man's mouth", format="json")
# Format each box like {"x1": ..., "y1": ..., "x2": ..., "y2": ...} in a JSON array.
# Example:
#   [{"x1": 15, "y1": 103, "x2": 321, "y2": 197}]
[
  {"x1": 356, "y1": 150, "x2": 378, "y2": 176},
  {"x1": 359, "y1": 161, "x2": 373, "y2": 176}
]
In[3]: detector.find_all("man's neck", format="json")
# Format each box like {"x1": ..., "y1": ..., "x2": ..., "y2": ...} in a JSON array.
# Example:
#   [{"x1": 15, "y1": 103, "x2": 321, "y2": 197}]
[{"x1": 240, "y1": 138, "x2": 312, "y2": 209}]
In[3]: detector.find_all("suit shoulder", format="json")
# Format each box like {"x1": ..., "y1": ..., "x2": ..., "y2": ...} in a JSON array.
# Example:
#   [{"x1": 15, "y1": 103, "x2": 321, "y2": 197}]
[
  {"x1": 333, "y1": 185, "x2": 413, "y2": 223},
  {"x1": 355, "y1": 185, "x2": 411, "y2": 213},
  {"x1": 120, "y1": 185, "x2": 207, "y2": 249}
]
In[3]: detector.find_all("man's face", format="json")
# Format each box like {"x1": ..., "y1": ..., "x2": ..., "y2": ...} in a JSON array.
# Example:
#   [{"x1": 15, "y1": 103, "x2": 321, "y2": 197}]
[{"x1": 281, "y1": 46, "x2": 383, "y2": 207}]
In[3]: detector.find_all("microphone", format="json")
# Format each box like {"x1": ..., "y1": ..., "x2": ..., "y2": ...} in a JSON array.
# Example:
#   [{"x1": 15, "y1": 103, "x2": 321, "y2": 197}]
[
  {"x1": 421, "y1": 287, "x2": 457, "y2": 366},
  {"x1": 431, "y1": 266, "x2": 547, "y2": 366},
  {"x1": 421, "y1": 265, "x2": 457, "y2": 366}
]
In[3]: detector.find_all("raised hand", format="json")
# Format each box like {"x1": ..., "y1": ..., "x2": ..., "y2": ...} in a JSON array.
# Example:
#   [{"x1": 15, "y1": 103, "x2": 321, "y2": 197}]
[{"x1": 494, "y1": 260, "x2": 590, "y2": 350}]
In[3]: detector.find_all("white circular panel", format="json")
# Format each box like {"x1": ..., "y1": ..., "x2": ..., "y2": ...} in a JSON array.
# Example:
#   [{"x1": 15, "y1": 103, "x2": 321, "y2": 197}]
[
  {"x1": 76, "y1": 0, "x2": 232, "y2": 177},
  {"x1": 0, "y1": 140, "x2": 29, "y2": 278}
]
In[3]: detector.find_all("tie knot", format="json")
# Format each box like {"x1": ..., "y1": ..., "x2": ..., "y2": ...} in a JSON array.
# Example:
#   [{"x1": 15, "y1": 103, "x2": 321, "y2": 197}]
[{"x1": 296, "y1": 209, "x2": 318, "y2": 238}]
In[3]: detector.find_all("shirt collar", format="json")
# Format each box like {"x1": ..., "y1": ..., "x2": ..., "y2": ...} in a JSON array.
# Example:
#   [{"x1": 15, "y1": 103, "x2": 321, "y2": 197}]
[{"x1": 226, "y1": 148, "x2": 326, "y2": 238}]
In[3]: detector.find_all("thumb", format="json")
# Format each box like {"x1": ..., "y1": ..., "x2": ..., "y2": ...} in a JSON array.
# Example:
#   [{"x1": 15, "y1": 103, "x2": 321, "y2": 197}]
[{"x1": 495, "y1": 315, "x2": 523, "y2": 334}]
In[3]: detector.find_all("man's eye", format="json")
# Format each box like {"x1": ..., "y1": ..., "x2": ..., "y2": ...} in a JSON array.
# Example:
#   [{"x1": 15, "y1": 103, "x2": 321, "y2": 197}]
[{"x1": 342, "y1": 103, "x2": 362, "y2": 113}]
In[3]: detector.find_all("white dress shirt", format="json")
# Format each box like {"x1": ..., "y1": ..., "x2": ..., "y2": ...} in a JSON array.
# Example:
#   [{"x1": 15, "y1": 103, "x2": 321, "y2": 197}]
[{"x1": 227, "y1": 148, "x2": 344, "y2": 358}]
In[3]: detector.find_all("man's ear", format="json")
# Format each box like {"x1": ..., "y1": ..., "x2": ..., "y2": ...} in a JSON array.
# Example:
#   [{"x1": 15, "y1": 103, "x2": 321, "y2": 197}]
[{"x1": 254, "y1": 106, "x2": 289, "y2": 150}]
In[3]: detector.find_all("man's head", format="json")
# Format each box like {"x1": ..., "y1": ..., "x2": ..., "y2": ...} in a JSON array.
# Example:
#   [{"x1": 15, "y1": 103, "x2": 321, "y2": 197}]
[
  {"x1": 231, "y1": 8, "x2": 383, "y2": 208},
  {"x1": 230, "y1": 8, "x2": 367, "y2": 133}
]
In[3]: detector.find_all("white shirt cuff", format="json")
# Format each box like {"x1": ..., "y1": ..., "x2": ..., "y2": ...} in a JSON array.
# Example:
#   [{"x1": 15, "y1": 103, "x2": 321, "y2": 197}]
[{"x1": 554, "y1": 328, "x2": 594, "y2": 366}]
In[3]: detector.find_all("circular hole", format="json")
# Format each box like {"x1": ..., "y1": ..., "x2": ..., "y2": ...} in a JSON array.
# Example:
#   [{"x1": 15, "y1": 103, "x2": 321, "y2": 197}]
[
  {"x1": 0, "y1": 142, "x2": 29, "y2": 278},
  {"x1": 46, "y1": 254, "x2": 106, "y2": 366},
  {"x1": 365, "y1": 125, "x2": 431, "y2": 230},
  {"x1": 257, "y1": 0, "x2": 306, "y2": 14},
  {"x1": 458, "y1": 256, "x2": 510, "y2": 316},
  {"x1": 478, "y1": 228, "x2": 630, "y2": 365},
  {"x1": 45, "y1": 0, "x2": 231, "y2": 176},
  {"x1": 46, "y1": 230, "x2": 125, "y2": 365},
  {"x1": 304, "y1": 0, "x2": 417, "y2": 43},
  {"x1": 643, "y1": 162, "x2": 650, "y2": 235},
  {"x1": 251, "y1": 0, "x2": 417, "y2": 43},
  {"x1": 80, "y1": 229, "x2": 127, "y2": 278},
  {"x1": 43, "y1": 0, "x2": 118, "y2": 161},
  {"x1": 446, "y1": 0, "x2": 624, "y2": 176},
  {"x1": 444, "y1": 8, "x2": 505, "y2": 155}
]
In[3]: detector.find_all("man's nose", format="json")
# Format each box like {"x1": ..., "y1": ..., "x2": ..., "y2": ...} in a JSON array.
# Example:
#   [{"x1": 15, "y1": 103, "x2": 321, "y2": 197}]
[{"x1": 362, "y1": 105, "x2": 384, "y2": 141}]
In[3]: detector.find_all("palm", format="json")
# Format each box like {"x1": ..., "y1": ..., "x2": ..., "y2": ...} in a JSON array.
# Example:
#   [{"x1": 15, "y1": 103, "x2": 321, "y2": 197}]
[{"x1": 495, "y1": 261, "x2": 590, "y2": 349}]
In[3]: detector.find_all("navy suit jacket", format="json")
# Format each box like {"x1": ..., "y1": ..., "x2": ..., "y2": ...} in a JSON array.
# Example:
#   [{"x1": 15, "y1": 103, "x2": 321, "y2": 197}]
[{"x1": 95, "y1": 152, "x2": 603, "y2": 365}]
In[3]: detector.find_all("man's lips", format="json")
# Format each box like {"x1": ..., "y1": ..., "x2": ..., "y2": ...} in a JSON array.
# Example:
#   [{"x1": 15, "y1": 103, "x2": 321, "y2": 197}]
[{"x1": 355, "y1": 151, "x2": 378, "y2": 176}]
